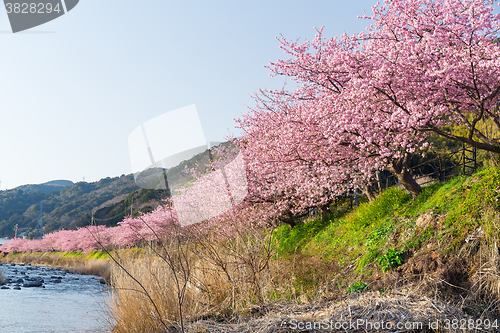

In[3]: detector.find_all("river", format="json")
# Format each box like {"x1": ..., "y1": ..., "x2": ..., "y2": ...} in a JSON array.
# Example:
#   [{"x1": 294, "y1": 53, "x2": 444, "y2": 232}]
[{"x1": 0, "y1": 238, "x2": 111, "y2": 333}]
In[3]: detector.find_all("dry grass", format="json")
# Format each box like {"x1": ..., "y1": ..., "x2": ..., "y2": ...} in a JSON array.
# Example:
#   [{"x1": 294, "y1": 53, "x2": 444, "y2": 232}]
[
  {"x1": 70, "y1": 259, "x2": 111, "y2": 280},
  {"x1": 107, "y1": 225, "x2": 280, "y2": 332},
  {"x1": 456, "y1": 209, "x2": 500, "y2": 319},
  {"x1": 191, "y1": 227, "x2": 278, "y2": 312},
  {"x1": 107, "y1": 253, "x2": 200, "y2": 333},
  {"x1": 188, "y1": 291, "x2": 480, "y2": 333}
]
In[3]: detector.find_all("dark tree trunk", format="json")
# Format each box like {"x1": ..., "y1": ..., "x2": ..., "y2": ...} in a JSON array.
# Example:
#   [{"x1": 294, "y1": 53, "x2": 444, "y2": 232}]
[
  {"x1": 319, "y1": 202, "x2": 332, "y2": 218},
  {"x1": 280, "y1": 211, "x2": 295, "y2": 228},
  {"x1": 385, "y1": 153, "x2": 421, "y2": 199},
  {"x1": 394, "y1": 170, "x2": 421, "y2": 199}
]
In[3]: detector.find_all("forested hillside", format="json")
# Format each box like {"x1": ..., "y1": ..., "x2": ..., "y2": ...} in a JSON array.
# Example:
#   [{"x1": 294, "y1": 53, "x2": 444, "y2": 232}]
[{"x1": 0, "y1": 175, "x2": 141, "y2": 238}]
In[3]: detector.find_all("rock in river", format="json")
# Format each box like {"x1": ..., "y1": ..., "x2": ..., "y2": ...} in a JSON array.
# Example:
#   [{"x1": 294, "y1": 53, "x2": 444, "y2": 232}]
[{"x1": 22, "y1": 278, "x2": 44, "y2": 288}]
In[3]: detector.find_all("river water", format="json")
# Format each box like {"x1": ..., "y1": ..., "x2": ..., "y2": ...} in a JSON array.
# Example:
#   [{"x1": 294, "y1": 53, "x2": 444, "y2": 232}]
[{"x1": 0, "y1": 238, "x2": 111, "y2": 333}]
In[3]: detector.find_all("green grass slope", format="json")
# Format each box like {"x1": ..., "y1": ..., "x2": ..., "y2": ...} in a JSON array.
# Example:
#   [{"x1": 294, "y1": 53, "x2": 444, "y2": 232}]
[{"x1": 273, "y1": 166, "x2": 500, "y2": 317}]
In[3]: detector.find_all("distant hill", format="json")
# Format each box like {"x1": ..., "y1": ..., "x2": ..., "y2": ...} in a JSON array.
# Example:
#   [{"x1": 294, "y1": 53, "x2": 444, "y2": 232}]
[
  {"x1": 15, "y1": 180, "x2": 74, "y2": 194},
  {"x1": 44, "y1": 180, "x2": 75, "y2": 187}
]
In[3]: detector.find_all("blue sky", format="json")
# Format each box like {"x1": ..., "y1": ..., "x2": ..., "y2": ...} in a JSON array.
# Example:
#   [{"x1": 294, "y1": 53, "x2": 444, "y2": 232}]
[{"x1": 0, "y1": 0, "x2": 378, "y2": 189}]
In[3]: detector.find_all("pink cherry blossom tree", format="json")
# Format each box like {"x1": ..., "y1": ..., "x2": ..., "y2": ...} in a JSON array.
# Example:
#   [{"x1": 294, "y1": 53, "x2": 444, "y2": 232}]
[
  {"x1": 252, "y1": 0, "x2": 500, "y2": 199},
  {"x1": 358, "y1": 0, "x2": 500, "y2": 153},
  {"x1": 237, "y1": 87, "x2": 376, "y2": 219}
]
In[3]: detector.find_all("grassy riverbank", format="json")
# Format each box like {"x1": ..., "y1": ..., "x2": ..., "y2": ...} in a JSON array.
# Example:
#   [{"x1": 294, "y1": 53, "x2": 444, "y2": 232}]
[
  {"x1": 106, "y1": 166, "x2": 500, "y2": 332},
  {"x1": 3, "y1": 166, "x2": 500, "y2": 332},
  {"x1": 0, "y1": 250, "x2": 112, "y2": 280}
]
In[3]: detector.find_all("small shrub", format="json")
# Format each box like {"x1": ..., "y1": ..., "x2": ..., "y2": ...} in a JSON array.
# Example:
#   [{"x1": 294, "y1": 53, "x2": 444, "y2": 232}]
[
  {"x1": 346, "y1": 281, "x2": 368, "y2": 294},
  {"x1": 365, "y1": 225, "x2": 393, "y2": 246},
  {"x1": 378, "y1": 248, "x2": 404, "y2": 272}
]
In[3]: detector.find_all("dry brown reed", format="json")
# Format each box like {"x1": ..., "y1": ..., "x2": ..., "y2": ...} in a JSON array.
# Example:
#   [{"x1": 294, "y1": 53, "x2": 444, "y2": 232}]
[
  {"x1": 190, "y1": 226, "x2": 278, "y2": 312},
  {"x1": 107, "y1": 252, "x2": 198, "y2": 333},
  {"x1": 70, "y1": 259, "x2": 111, "y2": 280},
  {"x1": 188, "y1": 291, "x2": 480, "y2": 333},
  {"x1": 107, "y1": 223, "x2": 281, "y2": 333},
  {"x1": 458, "y1": 209, "x2": 500, "y2": 319}
]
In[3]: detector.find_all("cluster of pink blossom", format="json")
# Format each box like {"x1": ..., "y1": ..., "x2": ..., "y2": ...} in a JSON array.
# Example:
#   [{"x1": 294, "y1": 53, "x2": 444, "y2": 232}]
[
  {"x1": 1, "y1": 205, "x2": 179, "y2": 253},
  {"x1": 173, "y1": 148, "x2": 248, "y2": 227}
]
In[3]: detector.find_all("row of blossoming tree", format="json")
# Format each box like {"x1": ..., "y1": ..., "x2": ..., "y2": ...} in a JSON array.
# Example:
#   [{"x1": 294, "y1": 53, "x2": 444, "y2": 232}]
[
  {"x1": 2, "y1": 0, "x2": 500, "y2": 253},
  {"x1": 0, "y1": 145, "x2": 273, "y2": 252},
  {"x1": 0, "y1": 207, "x2": 178, "y2": 252}
]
